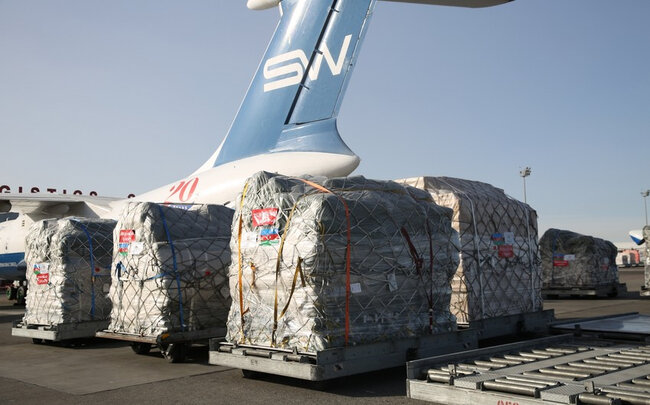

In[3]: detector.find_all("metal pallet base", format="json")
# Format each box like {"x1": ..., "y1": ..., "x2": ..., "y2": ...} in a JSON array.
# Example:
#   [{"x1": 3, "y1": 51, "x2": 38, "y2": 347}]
[
  {"x1": 407, "y1": 335, "x2": 650, "y2": 405},
  {"x1": 210, "y1": 328, "x2": 478, "y2": 382},
  {"x1": 543, "y1": 284, "x2": 626, "y2": 299},
  {"x1": 95, "y1": 327, "x2": 226, "y2": 345},
  {"x1": 463, "y1": 310, "x2": 555, "y2": 341},
  {"x1": 12, "y1": 319, "x2": 109, "y2": 342}
]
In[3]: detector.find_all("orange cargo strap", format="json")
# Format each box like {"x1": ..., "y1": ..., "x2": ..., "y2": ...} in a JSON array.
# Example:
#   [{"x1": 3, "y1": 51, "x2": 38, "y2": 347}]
[
  {"x1": 237, "y1": 182, "x2": 250, "y2": 342},
  {"x1": 296, "y1": 178, "x2": 352, "y2": 346}
]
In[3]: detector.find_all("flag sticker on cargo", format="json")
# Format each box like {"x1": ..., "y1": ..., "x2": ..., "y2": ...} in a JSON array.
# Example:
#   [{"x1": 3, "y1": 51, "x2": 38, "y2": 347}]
[
  {"x1": 553, "y1": 253, "x2": 569, "y2": 267},
  {"x1": 33, "y1": 263, "x2": 50, "y2": 285},
  {"x1": 251, "y1": 208, "x2": 279, "y2": 227},
  {"x1": 491, "y1": 233, "x2": 504, "y2": 246},
  {"x1": 258, "y1": 227, "x2": 279, "y2": 245},
  {"x1": 118, "y1": 229, "x2": 136, "y2": 256}
]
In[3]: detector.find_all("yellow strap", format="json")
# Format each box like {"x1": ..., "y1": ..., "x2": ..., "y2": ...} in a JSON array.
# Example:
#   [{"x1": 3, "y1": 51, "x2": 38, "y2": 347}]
[
  {"x1": 279, "y1": 257, "x2": 305, "y2": 320},
  {"x1": 237, "y1": 181, "x2": 250, "y2": 343}
]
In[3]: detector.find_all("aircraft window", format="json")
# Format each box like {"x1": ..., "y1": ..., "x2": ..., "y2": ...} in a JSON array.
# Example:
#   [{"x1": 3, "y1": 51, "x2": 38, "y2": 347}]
[{"x1": 0, "y1": 212, "x2": 19, "y2": 222}]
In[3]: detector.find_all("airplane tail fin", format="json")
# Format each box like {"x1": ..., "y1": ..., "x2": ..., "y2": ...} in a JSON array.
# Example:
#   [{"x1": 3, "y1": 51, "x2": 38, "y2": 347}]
[
  {"x1": 630, "y1": 230, "x2": 645, "y2": 246},
  {"x1": 195, "y1": 0, "x2": 376, "y2": 174}
]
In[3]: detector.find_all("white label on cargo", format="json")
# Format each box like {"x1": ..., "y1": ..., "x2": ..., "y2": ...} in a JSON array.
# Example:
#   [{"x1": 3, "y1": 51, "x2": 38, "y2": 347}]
[
  {"x1": 38, "y1": 263, "x2": 49, "y2": 274},
  {"x1": 103, "y1": 283, "x2": 110, "y2": 293},
  {"x1": 350, "y1": 283, "x2": 362, "y2": 294},
  {"x1": 242, "y1": 231, "x2": 258, "y2": 248},
  {"x1": 564, "y1": 254, "x2": 576, "y2": 261},
  {"x1": 504, "y1": 232, "x2": 515, "y2": 245},
  {"x1": 129, "y1": 242, "x2": 145, "y2": 255},
  {"x1": 387, "y1": 273, "x2": 398, "y2": 292}
]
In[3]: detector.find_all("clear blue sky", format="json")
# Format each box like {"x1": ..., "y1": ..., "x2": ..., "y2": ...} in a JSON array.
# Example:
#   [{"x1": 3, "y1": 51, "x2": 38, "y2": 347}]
[{"x1": 1, "y1": 1, "x2": 648, "y2": 244}]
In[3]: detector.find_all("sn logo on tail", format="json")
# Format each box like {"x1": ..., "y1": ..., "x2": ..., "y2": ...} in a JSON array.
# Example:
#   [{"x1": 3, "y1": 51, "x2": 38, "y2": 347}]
[{"x1": 263, "y1": 34, "x2": 352, "y2": 92}]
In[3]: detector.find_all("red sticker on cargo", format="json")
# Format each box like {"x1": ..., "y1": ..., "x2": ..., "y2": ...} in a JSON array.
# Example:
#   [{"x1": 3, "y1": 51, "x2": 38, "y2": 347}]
[
  {"x1": 252, "y1": 208, "x2": 279, "y2": 227},
  {"x1": 498, "y1": 245, "x2": 514, "y2": 258},
  {"x1": 553, "y1": 260, "x2": 569, "y2": 267},
  {"x1": 119, "y1": 229, "x2": 136, "y2": 243},
  {"x1": 36, "y1": 273, "x2": 50, "y2": 285}
]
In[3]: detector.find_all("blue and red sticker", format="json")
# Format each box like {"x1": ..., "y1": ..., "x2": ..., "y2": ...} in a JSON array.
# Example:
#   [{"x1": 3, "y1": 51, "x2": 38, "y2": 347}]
[
  {"x1": 252, "y1": 208, "x2": 280, "y2": 246},
  {"x1": 118, "y1": 229, "x2": 136, "y2": 256}
]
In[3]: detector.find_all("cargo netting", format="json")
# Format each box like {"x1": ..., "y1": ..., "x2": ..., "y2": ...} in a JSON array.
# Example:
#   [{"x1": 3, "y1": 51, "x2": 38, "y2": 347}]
[
  {"x1": 226, "y1": 172, "x2": 459, "y2": 353},
  {"x1": 106, "y1": 202, "x2": 233, "y2": 337},
  {"x1": 398, "y1": 176, "x2": 542, "y2": 324},
  {"x1": 24, "y1": 217, "x2": 116, "y2": 326},
  {"x1": 540, "y1": 228, "x2": 619, "y2": 288}
]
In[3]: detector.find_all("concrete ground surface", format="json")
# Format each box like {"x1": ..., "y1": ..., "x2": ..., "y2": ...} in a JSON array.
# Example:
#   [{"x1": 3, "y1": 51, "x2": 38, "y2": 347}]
[{"x1": 0, "y1": 268, "x2": 647, "y2": 404}]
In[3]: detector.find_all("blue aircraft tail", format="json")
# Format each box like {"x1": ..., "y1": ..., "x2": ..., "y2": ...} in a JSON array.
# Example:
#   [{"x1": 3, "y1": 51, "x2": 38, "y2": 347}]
[{"x1": 198, "y1": 0, "x2": 376, "y2": 172}]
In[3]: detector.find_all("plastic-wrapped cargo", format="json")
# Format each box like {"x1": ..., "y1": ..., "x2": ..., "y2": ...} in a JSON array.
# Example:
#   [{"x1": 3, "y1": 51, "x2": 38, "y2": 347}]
[
  {"x1": 397, "y1": 176, "x2": 541, "y2": 324},
  {"x1": 226, "y1": 172, "x2": 459, "y2": 353},
  {"x1": 23, "y1": 217, "x2": 116, "y2": 326},
  {"x1": 107, "y1": 202, "x2": 233, "y2": 337},
  {"x1": 540, "y1": 228, "x2": 619, "y2": 288}
]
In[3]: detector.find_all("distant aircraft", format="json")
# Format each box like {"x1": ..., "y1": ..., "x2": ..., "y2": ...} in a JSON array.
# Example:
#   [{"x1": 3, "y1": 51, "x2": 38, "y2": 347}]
[
  {"x1": 629, "y1": 229, "x2": 645, "y2": 246},
  {"x1": 0, "y1": 0, "x2": 513, "y2": 292}
]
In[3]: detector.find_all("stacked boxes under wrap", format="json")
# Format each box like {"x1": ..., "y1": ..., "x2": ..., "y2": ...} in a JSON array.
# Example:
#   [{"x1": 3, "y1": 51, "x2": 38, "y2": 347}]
[
  {"x1": 23, "y1": 218, "x2": 116, "y2": 326},
  {"x1": 226, "y1": 172, "x2": 460, "y2": 353},
  {"x1": 398, "y1": 176, "x2": 542, "y2": 324},
  {"x1": 540, "y1": 228, "x2": 619, "y2": 288},
  {"x1": 107, "y1": 202, "x2": 233, "y2": 337}
]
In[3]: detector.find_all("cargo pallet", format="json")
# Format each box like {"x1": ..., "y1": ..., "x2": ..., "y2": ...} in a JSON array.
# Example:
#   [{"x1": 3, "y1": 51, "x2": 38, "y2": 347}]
[
  {"x1": 12, "y1": 319, "x2": 109, "y2": 344},
  {"x1": 208, "y1": 311, "x2": 553, "y2": 382},
  {"x1": 406, "y1": 314, "x2": 650, "y2": 405},
  {"x1": 542, "y1": 283, "x2": 627, "y2": 299},
  {"x1": 96, "y1": 326, "x2": 226, "y2": 363}
]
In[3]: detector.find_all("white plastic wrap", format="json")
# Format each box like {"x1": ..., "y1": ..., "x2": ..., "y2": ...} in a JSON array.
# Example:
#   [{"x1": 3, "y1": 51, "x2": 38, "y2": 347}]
[
  {"x1": 540, "y1": 228, "x2": 619, "y2": 288},
  {"x1": 106, "y1": 202, "x2": 233, "y2": 337},
  {"x1": 24, "y1": 218, "x2": 116, "y2": 326},
  {"x1": 226, "y1": 172, "x2": 459, "y2": 352},
  {"x1": 398, "y1": 176, "x2": 542, "y2": 324}
]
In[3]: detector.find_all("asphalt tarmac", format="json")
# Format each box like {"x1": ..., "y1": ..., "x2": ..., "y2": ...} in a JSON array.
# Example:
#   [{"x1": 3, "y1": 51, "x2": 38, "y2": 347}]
[{"x1": 0, "y1": 268, "x2": 648, "y2": 405}]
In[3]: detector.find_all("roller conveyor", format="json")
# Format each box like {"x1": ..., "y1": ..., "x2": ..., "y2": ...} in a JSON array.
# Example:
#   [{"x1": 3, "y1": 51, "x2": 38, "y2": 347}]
[{"x1": 407, "y1": 335, "x2": 650, "y2": 405}]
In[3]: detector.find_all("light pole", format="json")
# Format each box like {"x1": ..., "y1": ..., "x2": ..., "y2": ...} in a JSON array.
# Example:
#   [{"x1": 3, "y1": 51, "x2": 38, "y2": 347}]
[
  {"x1": 642, "y1": 190, "x2": 649, "y2": 226},
  {"x1": 520, "y1": 167, "x2": 531, "y2": 204}
]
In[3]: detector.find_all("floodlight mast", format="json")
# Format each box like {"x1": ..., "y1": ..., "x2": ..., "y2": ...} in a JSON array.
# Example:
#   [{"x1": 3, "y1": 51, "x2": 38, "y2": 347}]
[
  {"x1": 247, "y1": 0, "x2": 513, "y2": 10},
  {"x1": 520, "y1": 167, "x2": 531, "y2": 204}
]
